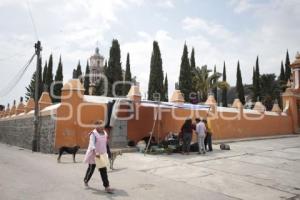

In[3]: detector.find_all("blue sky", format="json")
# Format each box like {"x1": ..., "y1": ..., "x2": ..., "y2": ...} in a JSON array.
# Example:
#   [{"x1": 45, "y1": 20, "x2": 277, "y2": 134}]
[{"x1": 0, "y1": 0, "x2": 299, "y2": 105}]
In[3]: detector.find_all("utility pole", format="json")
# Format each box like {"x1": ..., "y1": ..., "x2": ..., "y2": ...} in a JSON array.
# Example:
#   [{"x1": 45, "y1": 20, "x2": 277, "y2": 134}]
[{"x1": 32, "y1": 41, "x2": 42, "y2": 152}]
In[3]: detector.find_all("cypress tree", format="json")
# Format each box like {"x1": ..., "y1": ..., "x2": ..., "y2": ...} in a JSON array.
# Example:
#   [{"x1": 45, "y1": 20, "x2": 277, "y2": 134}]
[
  {"x1": 163, "y1": 73, "x2": 169, "y2": 102},
  {"x1": 42, "y1": 61, "x2": 47, "y2": 90},
  {"x1": 106, "y1": 39, "x2": 123, "y2": 97},
  {"x1": 279, "y1": 61, "x2": 285, "y2": 82},
  {"x1": 46, "y1": 54, "x2": 53, "y2": 93},
  {"x1": 76, "y1": 60, "x2": 83, "y2": 82},
  {"x1": 147, "y1": 41, "x2": 164, "y2": 101},
  {"x1": 255, "y1": 56, "x2": 261, "y2": 100},
  {"x1": 285, "y1": 50, "x2": 291, "y2": 81},
  {"x1": 212, "y1": 65, "x2": 218, "y2": 101},
  {"x1": 252, "y1": 56, "x2": 261, "y2": 102},
  {"x1": 179, "y1": 43, "x2": 192, "y2": 102},
  {"x1": 222, "y1": 62, "x2": 227, "y2": 107},
  {"x1": 95, "y1": 78, "x2": 105, "y2": 96},
  {"x1": 252, "y1": 67, "x2": 256, "y2": 101},
  {"x1": 190, "y1": 48, "x2": 196, "y2": 70},
  {"x1": 26, "y1": 71, "x2": 36, "y2": 100},
  {"x1": 236, "y1": 61, "x2": 245, "y2": 104},
  {"x1": 72, "y1": 69, "x2": 77, "y2": 79},
  {"x1": 123, "y1": 53, "x2": 132, "y2": 96},
  {"x1": 53, "y1": 56, "x2": 63, "y2": 103},
  {"x1": 190, "y1": 47, "x2": 198, "y2": 103},
  {"x1": 279, "y1": 60, "x2": 286, "y2": 93},
  {"x1": 103, "y1": 60, "x2": 108, "y2": 74},
  {"x1": 84, "y1": 60, "x2": 90, "y2": 95},
  {"x1": 25, "y1": 57, "x2": 43, "y2": 101},
  {"x1": 103, "y1": 60, "x2": 108, "y2": 79}
]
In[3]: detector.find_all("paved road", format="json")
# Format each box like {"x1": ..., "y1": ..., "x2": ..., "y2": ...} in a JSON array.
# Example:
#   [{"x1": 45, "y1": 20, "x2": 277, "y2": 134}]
[{"x1": 1, "y1": 136, "x2": 300, "y2": 200}]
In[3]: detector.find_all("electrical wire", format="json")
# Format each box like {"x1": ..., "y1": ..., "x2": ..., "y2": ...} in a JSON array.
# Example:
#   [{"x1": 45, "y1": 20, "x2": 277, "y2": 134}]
[
  {"x1": 0, "y1": 53, "x2": 36, "y2": 97},
  {"x1": 26, "y1": 0, "x2": 39, "y2": 41}
]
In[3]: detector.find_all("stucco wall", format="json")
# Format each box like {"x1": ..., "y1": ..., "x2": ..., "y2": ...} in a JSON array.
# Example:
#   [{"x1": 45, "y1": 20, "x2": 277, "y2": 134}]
[
  {"x1": 0, "y1": 115, "x2": 56, "y2": 153},
  {"x1": 209, "y1": 110, "x2": 293, "y2": 140},
  {"x1": 126, "y1": 105, "x2": 294, "y2": 143},
  {"x1": 55, "y1": 100, "x2": 107, "y2": 149}
]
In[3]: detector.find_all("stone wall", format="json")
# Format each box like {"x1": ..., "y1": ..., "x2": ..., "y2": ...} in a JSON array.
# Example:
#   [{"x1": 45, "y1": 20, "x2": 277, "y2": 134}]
[{"x1": 0, "y1": 115, "x2": 56, "y2": 153}]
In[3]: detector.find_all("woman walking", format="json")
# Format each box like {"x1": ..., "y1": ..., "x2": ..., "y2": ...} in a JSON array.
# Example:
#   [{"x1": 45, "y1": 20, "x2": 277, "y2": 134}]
[{"x1": 83, "y1": 121, "x2": 114, "y2": 194}]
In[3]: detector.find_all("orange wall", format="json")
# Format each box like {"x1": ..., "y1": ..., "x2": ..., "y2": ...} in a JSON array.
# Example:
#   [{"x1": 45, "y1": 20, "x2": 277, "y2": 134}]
[
  {"x1": 209, "y1": 112, "x2": 293, "y2": 140},
  {"x1": 125, "y1": 105, "x2": 293, "y2": 143},
  {"x1": 55, "y1": 91, "x2": 107, "y2": 149},
  {"x1": 127, "y1": 106, "x2": 208, "y2": 143},
  {"x1": 54, "y1": 89, "x2": 294, "y2": 148}
]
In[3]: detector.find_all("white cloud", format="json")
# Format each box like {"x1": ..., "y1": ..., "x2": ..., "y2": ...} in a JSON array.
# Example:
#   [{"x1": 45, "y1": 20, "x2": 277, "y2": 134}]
[
  {"x1": 0, "y1": 0, "x2": 143, "y2": 105},
  {"x1": 156, "y1": 0, "x2": 175, "y2": 8},
  {"x1": 0, "y1": 0, "x2": 300, "y2": 106},
  {"x1": 229, "y1": 0, "x2": 254, "y2": 13},
  {"x1": 182, "y1": 17, "x2": 233, "y2": 40}
]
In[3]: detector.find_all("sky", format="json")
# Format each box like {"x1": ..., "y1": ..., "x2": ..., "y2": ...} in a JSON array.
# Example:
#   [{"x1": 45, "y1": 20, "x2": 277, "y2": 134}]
[{"x1": 0, "y1": 0, "x2": 299, "y2": 105}]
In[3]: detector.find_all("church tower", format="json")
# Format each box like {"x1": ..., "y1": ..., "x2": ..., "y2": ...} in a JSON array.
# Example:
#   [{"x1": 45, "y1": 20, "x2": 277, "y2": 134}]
[{"x1": 89, "y1": 47, "x2": 105, "y2": 95}]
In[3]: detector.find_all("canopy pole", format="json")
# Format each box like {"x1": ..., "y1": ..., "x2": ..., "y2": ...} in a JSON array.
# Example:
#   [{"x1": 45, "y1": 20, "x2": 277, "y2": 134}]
[{"x1": 144, "y1": 102, "x2": 160, "y2": 155}]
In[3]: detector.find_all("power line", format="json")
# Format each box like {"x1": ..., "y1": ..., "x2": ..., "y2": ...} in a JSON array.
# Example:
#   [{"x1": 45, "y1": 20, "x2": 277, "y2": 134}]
[
  {"x1": 0, "y1": 53, "x2": 36, "y2": 97},
  {"x1": 26, "y1": 0, "x2": 39, "y2": 41}
]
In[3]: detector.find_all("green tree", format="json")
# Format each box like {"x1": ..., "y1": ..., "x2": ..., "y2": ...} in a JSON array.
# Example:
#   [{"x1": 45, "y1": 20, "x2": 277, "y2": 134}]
[
  {"x1": 53, "y1": 56, "x2": 63, "y2": 103},
  {"x1": 45, "y1": 54, "x2": 53, "y2": 93},
  {"x1": 76, "y1": 60, "x2": 83, "y2": 82},
  {"x1": 285, "y1": 50, "x2": 291, "y2": 81},
  {"x1": 163, "y1": 73, "x2": 168, "y2": 102},
  {"x1": 190, "y1": 47, "x2": 198, "y2": 103},
  {"x1": 106, "y1": 39, "x2": 123, "y2": 97},
  {"x1": 252, "y1": 56, "x2": 261, "y2": 102},
  {"x1": 279, "y1": 61, "x2": 285, "y2": 81},
  {"x1": 179, "y1": 43, "x2": 192, "y2": 102},
  {"x1": 222, "y1": 62, "x2": 228, "y2": 107},
  {"x1": 147, "y1": 41, "x2": 164, "y2": 101},
  {"x1": 95, "y1": 78, "x2": 105, "y2": 96},
  {"x1": 193, "y1": 65, "x2": 227, "y2": 102},
  {"x1": 190, "y1": 47, "x2": 196, "y2": 70},
  {"x1": 72, "y1": 69, "x2": 77, "y2": 79},
  {"x1": 25, "y1": 57, "x2": 43, "y2": 101},
  {"x1": 236, "y1": 61, "x2": 245, "y2": 104},
  {"x1": 103, "y1": 60, "x2": 108, "y2": 74},
  {"x1": 279, "y1": 61, "x2": 286, "y2": 92},
  {"x1": 212, "y1": 65, "x2": 218, "y2": 101},
  {"x1": 42, "y1": 60, "x2": 47, "y2": 90},
  {"x1": 123, "y1": 53, "x2": 132, "y2": 96},
  {"x1": 260, "y1": 74, "x2": 281, "y2": 111},
  {"x1": 84, "y1": 60, "x2": 90, "y2": 95}
]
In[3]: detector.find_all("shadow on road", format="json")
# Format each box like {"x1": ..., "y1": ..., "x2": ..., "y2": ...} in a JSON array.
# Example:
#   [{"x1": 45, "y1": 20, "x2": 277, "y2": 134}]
[{"x1": 86, "y1": 186, "x2": 129, "y2": 198}]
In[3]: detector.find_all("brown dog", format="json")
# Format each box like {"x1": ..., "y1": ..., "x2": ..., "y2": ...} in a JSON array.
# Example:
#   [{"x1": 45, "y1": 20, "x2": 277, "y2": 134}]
[{"x1": 110, "y1": 150, "x2": 122, "y2": 170}]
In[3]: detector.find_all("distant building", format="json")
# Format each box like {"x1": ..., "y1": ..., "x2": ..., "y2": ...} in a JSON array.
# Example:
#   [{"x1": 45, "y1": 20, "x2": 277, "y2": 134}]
[{"x1": 89, "y1": 47, "x2": 105, "y2": 95}]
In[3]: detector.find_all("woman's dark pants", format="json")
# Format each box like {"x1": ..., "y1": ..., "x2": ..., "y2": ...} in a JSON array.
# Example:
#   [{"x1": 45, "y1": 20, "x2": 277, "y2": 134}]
[
  {"x1": 84, "y1": 164, "x2": 109, "y2": 188},
  {"x1": 182, "y1": 133, "x2": 192, "y2": 153}
]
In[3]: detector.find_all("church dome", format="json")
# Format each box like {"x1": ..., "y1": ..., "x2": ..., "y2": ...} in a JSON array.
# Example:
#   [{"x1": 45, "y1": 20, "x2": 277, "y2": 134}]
[{"x1": 90, "y1": 47, "x2": 104, "y2": 60}]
